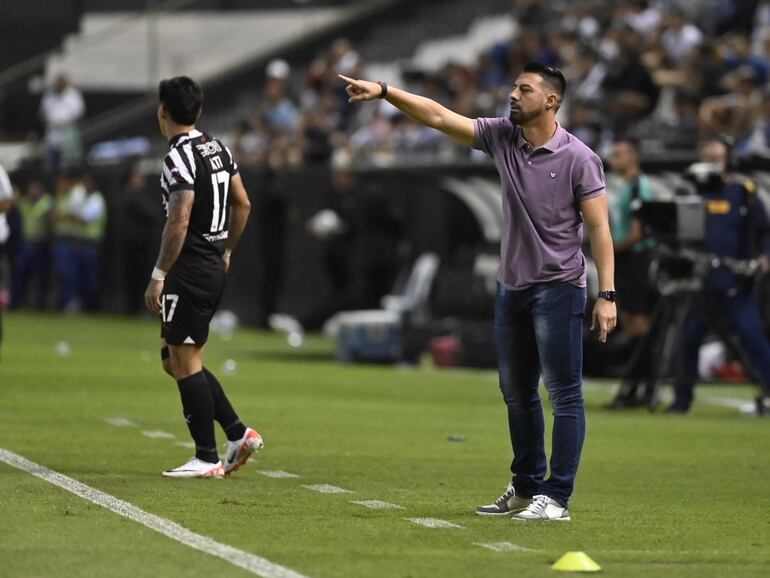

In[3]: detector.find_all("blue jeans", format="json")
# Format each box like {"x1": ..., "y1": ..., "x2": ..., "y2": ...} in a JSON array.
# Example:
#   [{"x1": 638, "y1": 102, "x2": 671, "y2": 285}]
[{"x1": 495, "y1": 282, "x2": 587, "y2": 507}]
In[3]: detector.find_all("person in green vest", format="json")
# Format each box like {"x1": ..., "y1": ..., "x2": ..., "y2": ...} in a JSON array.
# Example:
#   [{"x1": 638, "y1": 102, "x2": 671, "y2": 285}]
[
  {"x1": 74, "y1": 172, "x2": 106, "y2": 311},
  {"x1": 607, "y1": 139, "x2": 655, "y2": 346},
  {"x1": 11, "y1": 178, "x2": 52, "y2": 309},
  {"x1": 51, "y1": 168, "x2": 87, "y2": 311}
]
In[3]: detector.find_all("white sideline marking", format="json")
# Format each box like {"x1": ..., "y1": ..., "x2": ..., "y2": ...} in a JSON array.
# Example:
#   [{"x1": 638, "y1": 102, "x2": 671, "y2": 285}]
[
  {"x1": 141, "y1": 430, "x2": 176, "y2": 440},
  {"x1": 0, "y1": 448, "x2": 310, "y2": 578},
  {"x1": 104, "y1": 417, "x2": 138, "y2": 427},
  {"x1": 174, "y1": 441, "x2": 196, "y2": 449},
  {"x1": 407, "y1": 517, "x2": 464, "y2": 529},
  {"x1": 258, "y1": 470, "x2": 301, "y2": 479},
  {"x1": 351, "y1": 500, "x2": 404, "y2": 510},
  {"x1": 474, "y1": 542, "x2": 538, "y2": 553},
  {"x1": 302, "y1": 484, "x2": 352, "y2": 494}
]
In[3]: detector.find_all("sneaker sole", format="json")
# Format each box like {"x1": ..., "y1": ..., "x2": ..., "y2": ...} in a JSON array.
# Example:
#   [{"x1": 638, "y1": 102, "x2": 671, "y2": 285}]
[
  {"x1": 512, "y1": 516, "x2": 571, "y2": 522},
  {"x1": 162, "y1": 467, "x2": 225, "y2": 479},
  {"x1": 476, "y1": 507, "x2": 529, "y2": 517},
  {"x1": 224, "y1": 437, "x2": 264, "y2": 476}
]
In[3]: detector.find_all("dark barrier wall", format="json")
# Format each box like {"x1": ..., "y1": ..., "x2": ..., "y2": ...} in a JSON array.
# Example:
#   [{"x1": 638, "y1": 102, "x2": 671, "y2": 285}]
[{"x1": 92, "y1": 162, "x2": 494, "y2": 326}]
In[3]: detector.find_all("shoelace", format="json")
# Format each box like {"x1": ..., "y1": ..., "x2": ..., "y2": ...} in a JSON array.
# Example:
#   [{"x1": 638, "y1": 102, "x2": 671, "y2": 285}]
[
  {"x1": 497, "y1": 483, "x2": 516, "y2": 503},
  {"x1": 527, "y1": 495, "x2": 550, "y2": 515}
]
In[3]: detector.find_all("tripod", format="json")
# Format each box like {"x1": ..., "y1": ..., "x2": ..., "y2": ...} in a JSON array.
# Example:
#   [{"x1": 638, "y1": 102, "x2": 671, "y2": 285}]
[{"x1": 608, "y1": 251, "x2": 755, "y2": 410}]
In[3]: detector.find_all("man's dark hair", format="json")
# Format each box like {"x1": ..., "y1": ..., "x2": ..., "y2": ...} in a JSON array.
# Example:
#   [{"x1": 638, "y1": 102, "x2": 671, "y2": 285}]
[
  {"x1": 523, "y1": 62, "x2": 567, "y2": 104},
  {"x1": 159, "y1": 76, "x2": 203, "y2": 125}
]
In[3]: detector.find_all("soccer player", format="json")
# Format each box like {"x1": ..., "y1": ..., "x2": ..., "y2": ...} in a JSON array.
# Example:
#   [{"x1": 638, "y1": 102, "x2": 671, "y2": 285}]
[
  {"x1": 341, "y1": 63, "x2": 616, "y2": 521},
  {"x1": 145, "y1": 76, "x2": 262, "y2": 479}
]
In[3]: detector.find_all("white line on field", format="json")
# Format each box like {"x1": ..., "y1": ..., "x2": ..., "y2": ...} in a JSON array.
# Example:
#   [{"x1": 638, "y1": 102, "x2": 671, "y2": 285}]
[
  {"x1": 406, "y1": 517, "x2": 464, "y2": 529},
  {"x1": 474, "y1": 542, "x2": 539, "y2": 553},
  {"x1": 141, "y1": 430, "x2": 176, "y2": 440},
  {"x1": 0, "y1": 448, "x2": 310, "y2": 578},
  {"x1": 104, "y1": 417, "x2": 138, "y2": 427},
  {"x1": 351, "y1": 500, "x2": 404, "y2": 510},
  {"x1": 257, "y1": 470, "x2": 301, "y2": 479},
  {"x1": 174, "y1": 441, "x2": 196, "y2": 449},
  {"x1": 301, "y1": 484, "x2": 352, "y2": 494}
]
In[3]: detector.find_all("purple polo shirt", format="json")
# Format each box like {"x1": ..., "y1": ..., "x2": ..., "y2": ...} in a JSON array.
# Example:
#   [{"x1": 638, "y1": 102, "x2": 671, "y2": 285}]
[{"x1": 474, "y1": 117, "x2": 606, "y2": 290}]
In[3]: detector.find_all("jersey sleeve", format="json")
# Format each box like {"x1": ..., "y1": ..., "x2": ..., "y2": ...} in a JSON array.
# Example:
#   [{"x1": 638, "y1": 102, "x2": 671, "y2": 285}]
[
  {"x1": 162, "y1": 145, "x2": 197, "y2": 193},
  {"x1": 572, "y1": 150, "x2": 606, "y2": 201},
  {"x1": 473, "y1": 117, "x2": 512, "y2": 158},
  {"x1": 223, "y1": 145, "x2": 239, "y2": 175}
]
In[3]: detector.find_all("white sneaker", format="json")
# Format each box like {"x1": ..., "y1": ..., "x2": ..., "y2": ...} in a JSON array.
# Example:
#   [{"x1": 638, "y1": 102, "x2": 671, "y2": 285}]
[
  {"x1": 162, "y1": 457, "x2": 224, "y2": 479},
  {"x1": 223, "y1": 428, "x2": 264, "y2": 475},
  {"x1": 475, "y1": 482, "x2": 532, "y2": 516},
  {"x1": 512, "y1": 494, "x2": 571, "y2": 521}
]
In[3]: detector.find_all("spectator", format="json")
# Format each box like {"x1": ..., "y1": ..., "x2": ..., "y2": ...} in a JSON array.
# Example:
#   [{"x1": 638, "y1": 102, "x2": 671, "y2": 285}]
[
  {"x1": 661, "y1": 7, "x2": 704, "y2": 66},
  {"x1": 51, "y1": 169, "x2": 85, "y2": 311},
  {"x1": 40, "y1": 74, "x2": 85, "y2": 175},
  {"x1": 11, "y1": 178, "x2": 52, "y2": 309},
  {"x1": 120, "y1": 167, "x2": 158, "y2": 315},
  {"x1": 259, "y1": 59, "x2": 299, "y2": 135},
  {"x1": 75, "y1": 173, "x2": 106, "y2": 311}
]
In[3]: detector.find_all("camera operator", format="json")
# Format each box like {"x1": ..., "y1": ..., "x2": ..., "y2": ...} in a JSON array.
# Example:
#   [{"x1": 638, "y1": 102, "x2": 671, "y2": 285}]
[{"x1": 670, "y1": 138, "x2": 770, "y2": 415}]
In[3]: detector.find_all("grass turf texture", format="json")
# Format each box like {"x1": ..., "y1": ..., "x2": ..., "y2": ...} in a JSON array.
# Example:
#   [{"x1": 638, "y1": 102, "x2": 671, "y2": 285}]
[{"x1": 0, "y1": 312, "x2": 768, "y2": 578}]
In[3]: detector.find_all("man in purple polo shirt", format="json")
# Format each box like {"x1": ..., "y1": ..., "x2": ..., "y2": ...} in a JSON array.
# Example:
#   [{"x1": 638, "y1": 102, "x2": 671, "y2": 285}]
[{"x1": 340, "y1": 62, "x2": 616, "y2": 521}]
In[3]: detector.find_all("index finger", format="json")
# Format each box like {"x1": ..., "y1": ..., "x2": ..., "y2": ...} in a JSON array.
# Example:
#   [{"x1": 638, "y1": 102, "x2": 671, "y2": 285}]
[{"x1": 338, "y1": 74, "x2": 359, "y2": 86}]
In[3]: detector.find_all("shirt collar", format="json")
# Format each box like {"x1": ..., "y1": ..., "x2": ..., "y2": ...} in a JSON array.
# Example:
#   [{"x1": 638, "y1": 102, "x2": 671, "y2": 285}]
[
  {"x1": 516, "y1": 122, "x2": 566, "y2": 153},
  {"x1": 168, "y1": 129, "x2": 202, "y2": 148}
]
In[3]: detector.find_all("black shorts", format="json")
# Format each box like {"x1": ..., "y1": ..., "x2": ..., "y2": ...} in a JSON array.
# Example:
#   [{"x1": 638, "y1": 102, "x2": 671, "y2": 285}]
[
  {"x1": 160, "y1": 262, "x2": 226, "y2": 346},
  {"x1": 616, "y1": 250, "x2": 653, "y2": 315}
]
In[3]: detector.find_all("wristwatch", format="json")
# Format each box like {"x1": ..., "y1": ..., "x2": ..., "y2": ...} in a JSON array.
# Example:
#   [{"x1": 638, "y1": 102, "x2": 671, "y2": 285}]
[{"x1": 597, "y1": 290, "x2": 617, "y2": 303}]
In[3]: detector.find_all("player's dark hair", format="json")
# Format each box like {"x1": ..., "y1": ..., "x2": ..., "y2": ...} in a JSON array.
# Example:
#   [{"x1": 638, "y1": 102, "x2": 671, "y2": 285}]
[
  {"x1": 159, "y1": 76, "x2": 203, "y2": 125},
  {"x1": 523, "y1": 62, "x2": 567, "y2": 104}
]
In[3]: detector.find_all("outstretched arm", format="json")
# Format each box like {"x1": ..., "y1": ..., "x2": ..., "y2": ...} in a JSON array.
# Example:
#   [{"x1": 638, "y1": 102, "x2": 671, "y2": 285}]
[{"x1": 339, "y1": 74, "x2": 475, "y2": 146}]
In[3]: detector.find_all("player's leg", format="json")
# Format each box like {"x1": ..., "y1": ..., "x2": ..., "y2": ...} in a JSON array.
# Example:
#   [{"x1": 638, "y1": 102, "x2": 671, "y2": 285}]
[
  {"x1": 515, "y1": 283, "x2": 585, "y2": 521},
  {"x1": 168, "y1": 342, "x2": 218, "y2": 460},
  {"x1": 476, "y1": 283, "x2": 542, "y2": 516},
  {"x1": 159, "y1": 278, "x2": 222, "y2": 478}
]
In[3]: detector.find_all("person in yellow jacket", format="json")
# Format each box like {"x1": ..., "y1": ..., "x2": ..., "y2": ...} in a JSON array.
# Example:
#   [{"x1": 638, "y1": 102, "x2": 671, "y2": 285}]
[
  {"x1": 51, "y1": 168, "x2": 106, "y2": 311},
  {"x1": 11, "y1": 178, "x2": 52, "y2": 309}
]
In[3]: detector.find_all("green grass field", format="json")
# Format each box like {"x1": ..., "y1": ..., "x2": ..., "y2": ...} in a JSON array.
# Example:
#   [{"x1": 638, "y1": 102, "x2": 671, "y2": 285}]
[{"x1": 1, "y1": 312, "x2": 769, "y2": 578}]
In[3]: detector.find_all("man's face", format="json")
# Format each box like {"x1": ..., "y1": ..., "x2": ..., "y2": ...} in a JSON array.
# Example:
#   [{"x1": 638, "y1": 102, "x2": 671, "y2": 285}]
[
  {"x1": 508, "y1": 72, "x2": 557, "y2": 124},
  {"x1": 609, "y1": 142, "x2": 637, "y2": 173},
  {"x1": 699, "y1": 141, "x2": 728, "y2": 171}
]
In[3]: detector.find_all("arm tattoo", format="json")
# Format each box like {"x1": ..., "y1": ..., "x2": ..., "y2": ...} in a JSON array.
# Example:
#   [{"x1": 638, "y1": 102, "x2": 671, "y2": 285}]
[{"x1": 156, "y1": 190, "x2": 193, "y2": 272}]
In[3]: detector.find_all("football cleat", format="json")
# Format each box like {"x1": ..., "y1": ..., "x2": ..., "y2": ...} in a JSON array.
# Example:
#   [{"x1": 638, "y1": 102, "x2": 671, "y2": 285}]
[
  {"x1": 512, "y1": 494, "x2": 571, "y2": 521},
  {"x1": 162, "y1": 457, "x2": 224, "y2": 479},
  {"x1": 224, "y1": 428, "x2": 264, "y2": 475},
  {"x1": 476, "y1": 482, "x2": 531, "y2": 516}
]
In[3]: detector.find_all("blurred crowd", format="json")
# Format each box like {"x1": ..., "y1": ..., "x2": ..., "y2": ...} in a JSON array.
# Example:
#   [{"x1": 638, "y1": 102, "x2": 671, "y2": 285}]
[{"x1": 227, "y1": 0, "x2": 770, "y2": 168}]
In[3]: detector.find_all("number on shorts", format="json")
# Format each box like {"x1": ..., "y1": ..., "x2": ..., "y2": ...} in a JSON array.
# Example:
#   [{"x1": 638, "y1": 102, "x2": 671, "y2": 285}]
[{"x1": 161, "y1": 294, "x2": 179, "y2": 323}]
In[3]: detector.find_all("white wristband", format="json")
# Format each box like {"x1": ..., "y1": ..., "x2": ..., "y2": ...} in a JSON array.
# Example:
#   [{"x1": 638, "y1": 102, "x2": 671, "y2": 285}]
[
  {"x1": 223, "y1": 249, "x2": 232, "y2": 258},
  {"x1": 151, "y1": 266, "x2": 167, "y2": 281}
]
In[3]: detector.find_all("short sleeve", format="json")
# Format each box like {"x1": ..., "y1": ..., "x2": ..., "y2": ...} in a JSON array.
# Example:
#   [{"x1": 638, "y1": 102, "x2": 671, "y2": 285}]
[
  {"x1": 573, "y1": 151, "x2": 606, "y2": 200},
  {"x1": 473, "y1": 117, "x2": 511, "y2": 158},
  {"x1": 224, "y1": 144, "x2": 239, "y2": 175},
  {"x1": 163, "y1": 145, "x2": 196, "y2": 193}
]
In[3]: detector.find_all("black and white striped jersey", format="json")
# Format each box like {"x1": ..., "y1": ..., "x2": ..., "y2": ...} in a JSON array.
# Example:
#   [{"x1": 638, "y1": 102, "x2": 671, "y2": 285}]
[{"x1": 160, "y1": 129, "x2": 238, "y2": 267}]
